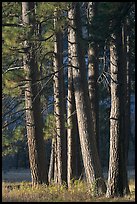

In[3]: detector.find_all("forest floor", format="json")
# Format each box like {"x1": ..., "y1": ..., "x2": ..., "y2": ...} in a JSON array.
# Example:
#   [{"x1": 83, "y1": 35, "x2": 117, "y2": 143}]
[
  {"x1": 2, "y1": 167, "x2": 135, "y2": 202},
  {"x1": 2, "y1": 179, "x2": 135, "y2": 202}
]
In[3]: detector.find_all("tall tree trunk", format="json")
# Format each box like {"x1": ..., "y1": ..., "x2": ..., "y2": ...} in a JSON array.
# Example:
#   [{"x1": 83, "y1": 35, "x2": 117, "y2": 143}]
[
  {"x1": 121, "y1": 19, "x2": 130, "y2": 195},
  {"x1": 87, "y1": 2, "x2": 99, "y2": 150},
  {"x1": 53, "y1": 10, "x2": 67, "y2": 185},
  {"x1": 106, "y1": 24, "x2": 129, "y2": 197},
  {"x1": 67, "y1": 26, "x2": 81, "y2": 186},
  {"x1": 106, "y1": 34, "x2": 121, "y2": 197},
  {"x1": 68, "y1": 3, "x2": 106, "y2": 195},
  {"x1": 22, "y1": 2, "x2": 48, "y2": 186}
]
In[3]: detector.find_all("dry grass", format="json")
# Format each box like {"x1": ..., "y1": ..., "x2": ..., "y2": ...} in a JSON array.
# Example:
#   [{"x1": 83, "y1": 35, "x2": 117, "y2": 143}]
[{"x1": 2, "y1": 179, "x2": 135, "y2": 202}]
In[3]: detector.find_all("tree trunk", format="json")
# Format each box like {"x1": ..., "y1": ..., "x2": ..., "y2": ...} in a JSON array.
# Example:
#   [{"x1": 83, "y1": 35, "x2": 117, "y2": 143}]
[
  {"x1": 53, "y1": 10, "x2": 67, "y2": 185},
  {"x1": 87, "y1": 2, "x2": 99, "y2": 150},
  {"x1": 69, "y1": 3, "x2": 106, "y2": 195},
  {"x1": 106, "y1": 34, "x2": 121, "y2": 197},
  {"x1": 121, "y1": 19, "x2": 130, "y2": 195},
  {"x1": 67, "y1": 25, "x2": 81, "y2": 186},
  {"x1": 106, "y1": 24, "x2": 129, "y2": 197},
  {"x1": 22, "y1": 2, "x2": 48, "y2": 186},
  {"x1": 53, "y1": 136, "x2": 58, "y2": 183},
  {"x1": 48, "y1": 139, "x2": 55, "y2": 183}
]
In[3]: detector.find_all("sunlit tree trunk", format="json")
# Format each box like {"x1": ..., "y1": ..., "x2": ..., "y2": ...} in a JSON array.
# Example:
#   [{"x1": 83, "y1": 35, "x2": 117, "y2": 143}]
[
  {"x1": 53, "y1": 9, "x2": 67, "y2": 185},
  {"x1": 106, "y1": 34, "x2": 121, "y2": 197},
  {"x1": 22, "y1": 2, "x2": 48, "y2": 186},
  {"x1": 69, "y1": 3, "x2": 106, "y2": 194},
  {"x1": 106, "y1": 24, "x2": 129, "y2": 197},
  {"x1": 67, "y1": 23, "x2": 81, "y2": 186},
  {"x1": 48, "y1": 138, "x2": 55, "y2": 183}
]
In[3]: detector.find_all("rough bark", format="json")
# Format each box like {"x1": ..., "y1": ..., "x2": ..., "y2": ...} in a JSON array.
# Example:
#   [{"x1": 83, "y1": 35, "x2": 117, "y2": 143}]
[
  {"x1": 22, "y1": 2, "x2": 48, "y2": 186},
  {"x1": 106, "y1": 36, "x2": 121, "y2": 197},
  {"x1": 53, "y1": 10, "x2": 67, "y2": 185},
  {"x1": 67, "y1": 27, "x2": 81, "y2": 186},
  {"x1": 69, "y1": 3, "x2": 106, "y2": 195},
  {"x1": 48, "y1": 139, "x2": 55, "y2": 183},
  {"x1": 106, "y1": 25, "x2": 129, "y2": 197},
  {"x1": 121, "y1": 20, "x2": 130, "y2": 195},
  {"x1": 53, "y1": 136, "x2": 58, "y2": 183},
  {"x1": 87, "y1": 2, "x2": 99, "y2": 150}
]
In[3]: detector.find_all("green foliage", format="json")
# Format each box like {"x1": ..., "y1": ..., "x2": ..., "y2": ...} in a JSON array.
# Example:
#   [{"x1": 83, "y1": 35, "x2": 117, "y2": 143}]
[
  {"x1": 2, "y1": 2, "x2": 69, "y2": 100},
  {"x1": 2, "y1": 126, "x2": 25, "y2": 157},
  {"x1": 13, "y1": 126, "x2": 24, "y2": 141},
  {"x1": 3, "y1": 26, "x2": 23, "y2": 51},
  {"x1": 2, "y1": 2, "x2": 21, "y2": 20},
  {"x1": 43, "y1": 114, "x2": 56, "y2": 140},
  {"x1": 3, "y1": 69, "x2": 25, "y2": 97},
  {"x1": 2, "y1": 3, "x2": 23, "y2": 57},
  {"x1": 2, "y1": 134, "x2": 18, "y2": 156},
  {"x1": 89, "y1": 2, "x2": 134, "y2": 45},
  {"x1": 2, "y1": 2, "x2": 25, "y2": 104}
]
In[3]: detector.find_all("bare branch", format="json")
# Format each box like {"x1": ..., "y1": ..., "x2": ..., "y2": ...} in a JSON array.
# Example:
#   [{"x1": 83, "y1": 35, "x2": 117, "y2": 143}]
[
  {"x1": 34, "y1": 34, "x2": 54, "y2": 42},
  {"x1": 2, "y1": 112, "x2": 25, "y2": 130},
  {"x1": 3, "y1": 66, "x2": 24, "y2": 74},
  {"x1": 2, "y1": 23, "x2": 23, "y2": 27},
  {"x1": 3, "y1": 101, "x2": 23, "y2": 118}
]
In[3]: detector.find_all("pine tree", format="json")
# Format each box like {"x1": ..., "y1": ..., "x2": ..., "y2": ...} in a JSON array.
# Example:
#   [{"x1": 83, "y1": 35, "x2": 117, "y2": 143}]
[
  {"x1": 22, "y1": 2, "x2": 48, "y2": 186},
  {"x1": 106, "y1": 24, "x2": 129, "y2": 197},
  {"x1": 53, "y1": 8, "x2": 67, "y2": 185},
  {"x1": 87, "y1": 2, "x2": 99, "y2": 150},
  {"x1": 122, "y1": 18, "x2": 131, "y2": 194},
  {"x1": 68, "y1": 2, "x2": 106, "y2": 194},
  {"x1": 106, "y1": 3, "x2": 133, "y2": 197},
  {"x1": 67, "y1": 20, "x2": 81, "y2": 186}
]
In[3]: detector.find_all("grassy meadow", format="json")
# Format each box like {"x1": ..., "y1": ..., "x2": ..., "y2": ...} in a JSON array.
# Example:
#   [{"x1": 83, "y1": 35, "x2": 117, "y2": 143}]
[{"x1": 2, "y1": 179, "x2": 135, "y2": 202}]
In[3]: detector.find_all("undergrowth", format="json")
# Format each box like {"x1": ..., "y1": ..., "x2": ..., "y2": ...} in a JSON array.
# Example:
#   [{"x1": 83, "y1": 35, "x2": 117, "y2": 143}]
[{"x1": 2, "y1": 179, "x2": 135, "y2": 202}]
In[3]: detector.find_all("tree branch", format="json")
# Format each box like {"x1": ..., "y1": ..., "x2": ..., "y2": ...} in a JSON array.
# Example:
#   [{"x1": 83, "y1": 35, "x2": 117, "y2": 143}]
[
  {"x1": 2, "y1": 23, "x2": 23, "y2": 27},
  {"x1": 2, "y1": 112, "x2": 25, "y2": 130},
  {"x1": 3, "y1": 66, "x2": 24, "y2": 74}
]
